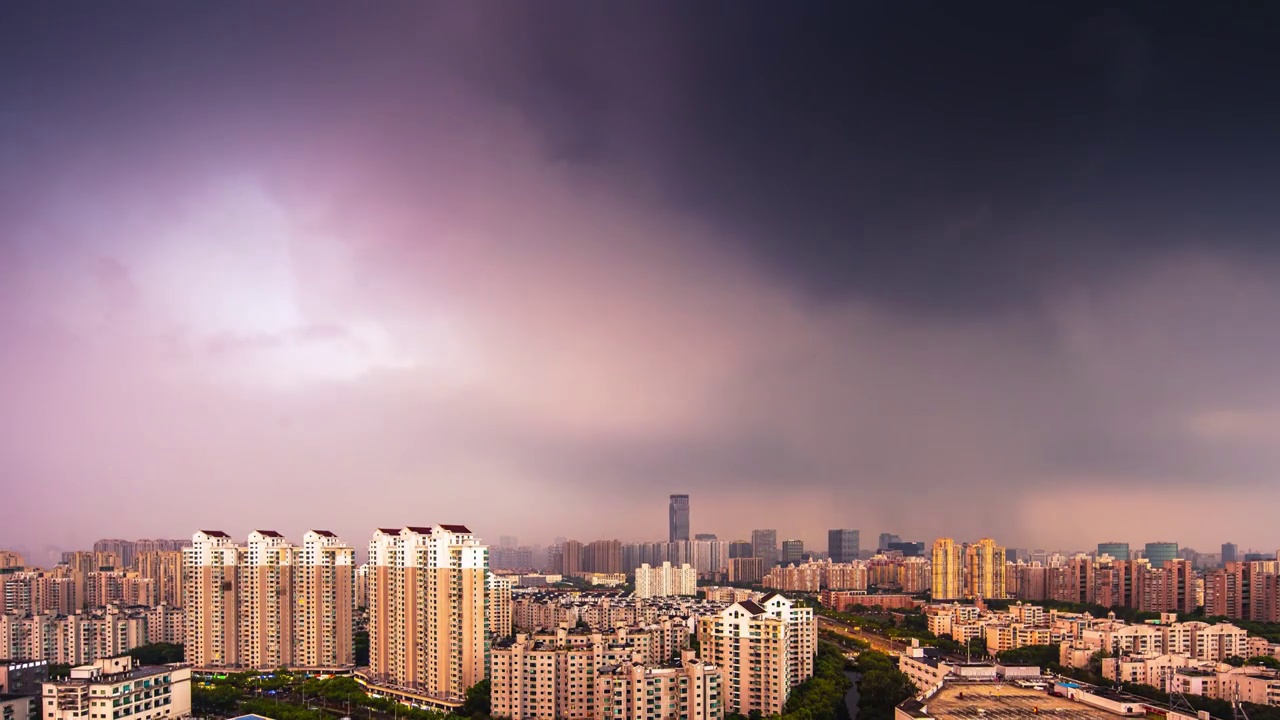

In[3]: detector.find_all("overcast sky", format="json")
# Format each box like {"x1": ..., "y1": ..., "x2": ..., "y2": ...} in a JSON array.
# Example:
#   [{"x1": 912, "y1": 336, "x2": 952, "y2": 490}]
[{"x1": 3, "y1": 2, "x2": 1280, "y2": 562}]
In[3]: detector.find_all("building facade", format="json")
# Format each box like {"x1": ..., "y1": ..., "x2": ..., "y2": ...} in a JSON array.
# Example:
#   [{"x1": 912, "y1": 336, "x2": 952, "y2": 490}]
[
  {"x1": 931, "y1": 539, "x2": 963, "y2": 601},
  {"x1": 183, "y1": 530, "x2": 354, "y2": 669},
  {"x1": 827, "y1": 530, "x2": 860, "y2": 565},
  {"x1": 669, "y1": 496, "x2": 690, "y2": 543},
  {"x1": 635, "y1": 563, "x2": 697, "y2": 599},
  {"x1": 367, "y1": 525, "x2": 488, "y2": 707},
  {"x1": 40, "y1": 656, "x2": 190, "y2": 720}
]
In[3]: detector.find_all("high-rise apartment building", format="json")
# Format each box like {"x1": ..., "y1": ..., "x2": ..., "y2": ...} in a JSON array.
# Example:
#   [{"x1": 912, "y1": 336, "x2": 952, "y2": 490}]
[
  {"x1": 584, "y1": 540, "x2": 623, "y2": 574},
  {"x1": 1205, "y1": 561, "x2": 1280, "y2": 622},
  {"x1": 1097, "y1": 542, "x2": 1130, "y2": 561},
  {"x1": 1144, "y1": 542, "x2": 1179, "y2": 567},
  {"x1": 696, "y1": 594, "x2": 814, "y2": 716},
  {"x1": 728, "y1": 558, "x2": 765, "y2": 585},
  {"x1": 931, "y1": 539, "x2": 963, "y2": 600},
  {"x1": 1222, "y1": 543, "x2": 1239, "y2": 564},
  {"x1": 634, "y1": 562, "x2": 697, "y2": 598},
  {"x1": 183, "y1": 529, "x2": 354, "y2": 669},
  {"x1": 781, "y1": 540, "x2": 805, "y2": 566},
  {"x1": 965, "y1": 538, "x2": 1008, "y2": 600},
  {"x1": 487, "y1": 573, "x2": 514, "y2": 641},
  {"x1": 368, "y1": 525, "x2": 488, "y2": 706},
  {"x1": 727, "y1": 541, "x2": 753, "y2": 559},
  {"x1": 132, "y1": 551, "x2": 184, "y2": 607},
  {"x1": 827, "y1": 530, "x2": 860, "y2": 564},
  {"x1": 0, "y1": 552, "x2": 24, "y2": 569},
  {"x1": 751, "y1": 530, "x2": 778, "y2": 568},
  {"x1": 669, "y1": 495, "x2": 690, "y2": 543}
]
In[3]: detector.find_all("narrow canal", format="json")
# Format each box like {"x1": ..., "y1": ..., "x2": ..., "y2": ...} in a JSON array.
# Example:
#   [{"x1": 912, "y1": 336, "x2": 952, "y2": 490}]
[{"x1": 842, "y1": 670, "x2": 860, "y2": 719}]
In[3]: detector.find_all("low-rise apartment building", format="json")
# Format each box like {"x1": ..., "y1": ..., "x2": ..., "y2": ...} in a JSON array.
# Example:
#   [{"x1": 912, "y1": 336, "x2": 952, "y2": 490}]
[
  {"x1": 40, "y1": 657, "x2": 190, "y2": 720},
  {"x1": 595, "y1": 651, "x2": 723, "y2": 720}
]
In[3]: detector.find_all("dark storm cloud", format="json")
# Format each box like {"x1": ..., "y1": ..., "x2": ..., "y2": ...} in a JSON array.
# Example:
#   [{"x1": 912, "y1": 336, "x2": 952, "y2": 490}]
[{"x1": 457, "y1": 2, "x2": 1280, "y2": 310}]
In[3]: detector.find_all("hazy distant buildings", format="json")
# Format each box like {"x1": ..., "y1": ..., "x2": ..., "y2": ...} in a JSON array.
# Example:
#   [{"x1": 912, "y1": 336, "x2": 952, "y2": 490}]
[
  {"x1": 1144, "y1": 542, "x2": 1179, "y2": 567},
  {"x1": 878, "y1": 533, "x2": 901, "y2": 551},
  {"x1": 931, "y1": 538, "x2": 963, "y2": 600},
  {"x1": 1097, "y1": 542, "x2": 1130, "y2": 561},
  {"x1": 751, "y1": 530, "x2": 778, "y2": 568},
  {"x1": 781, "y1": 540, "x2": 805, "y2": 565},
  {"x1": 1222, "y1": 543, "x2": 1239, "y2": 564},
  {"x1": 728, "y1": 558, "x2": 765, "y2": 585},
  {"x1": 728, "y1": 541, "x2": 753, "y2": 559},
  {"x1": 695, "y1": 533, "x2": 718, "y2": 541},
  {"x1": 183, "y1": 529, "x2": 354, "y2": 669},
  {"x1": 368, "y1": 525, "x2": 487, "y2": 707},
  {"x1": 827, "y1": 530, "x2": 860, "y2": 564},
  {"x1": 888, "y1": 541, "x2": 925, "y2": 558},
  {"x1": 669, "y1": 495, "x2": 690, "y2": 543}
]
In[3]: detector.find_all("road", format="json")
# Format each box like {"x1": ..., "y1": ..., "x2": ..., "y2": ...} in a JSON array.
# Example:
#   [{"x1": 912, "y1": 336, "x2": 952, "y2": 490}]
[{"x1": 817, "y1": 615, "x2": 909, "y2": 656}]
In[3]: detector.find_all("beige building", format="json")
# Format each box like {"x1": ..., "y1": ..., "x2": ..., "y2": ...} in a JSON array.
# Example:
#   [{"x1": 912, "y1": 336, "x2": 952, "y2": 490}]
[
  {"x1": 40, "y1": 656, "x2": 190, "y2": 720},
  {"x1": 183, "y1": 529, "x2": 354, "y2": 669},
  {"x1": 931, "y1": 539, "x2": 963, "y2": 601},
  {"x1": 965, "y1": 538, "x2": 1007, "y2": 600},
  {"x1": 696, "y1": 594, "x2": 815, "y2": 717},
  {"x1": 635, "y1": 563, "x2": 698, "y2": 599},
  {"x1": 488, "y1": 573, "x2": 514, "y2": 641},
  {"x1": 367, "y1": 525, "x2": 487, "y2": 709},
  {"x1": 0, "y1": 552, "x2": 24, "y2": 570},
  {"x1": 0, "y1": 605, "x2": 182, "y2": 665},
  {"x1": 595, "y1": 650, "x2": 723, "y2": 720},
  {"x1": 490, "y1": 626, "x2": 693, "y2": 720},
  {"x1": 131, "y1": 552, "x2": 183, "y2": 608}
]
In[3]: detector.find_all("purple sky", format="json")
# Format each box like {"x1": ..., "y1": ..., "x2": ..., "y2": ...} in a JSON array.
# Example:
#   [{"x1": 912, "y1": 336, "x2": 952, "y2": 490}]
[{"x1": 3, "y1": 3, "x2": 1280, "y2": 560}]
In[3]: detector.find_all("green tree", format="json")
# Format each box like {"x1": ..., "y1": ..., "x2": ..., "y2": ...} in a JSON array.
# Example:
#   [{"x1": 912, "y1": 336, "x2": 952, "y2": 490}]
[
  {"x1": 354, "y1": 630, "x2": 370, "y2": 666},
  {"x1": 996, "y1": 644, "x2": 1058, "y2": 668},
  {"x1": 1247, "y1": 655, "x2": 1280, "y2": 669},
  {"x1": 126, "y1": 643, "x2": 185, "y2": 665},
  {"x1": 855, "y1": 651, "x2": 914, "y2": 720},
  {"x1": 461, "y1": 679, "x2": 491, "y2": 718}
]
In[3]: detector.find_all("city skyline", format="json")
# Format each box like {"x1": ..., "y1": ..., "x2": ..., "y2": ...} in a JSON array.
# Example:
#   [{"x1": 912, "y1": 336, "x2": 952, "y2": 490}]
[
  {"x1": 2, "y1": 512, "x2": 1276, "y2": 568},
  {"x1": 6, "y1": 4, "x2": 1280, "y2": 553}
]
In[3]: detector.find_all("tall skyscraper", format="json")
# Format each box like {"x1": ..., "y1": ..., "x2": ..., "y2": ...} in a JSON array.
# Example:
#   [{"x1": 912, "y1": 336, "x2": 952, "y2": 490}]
[
  {"x1": 1145, "y1": 542, "x2": 1179, "y2": 567},
  {"x1": 964, "y1": 538, "x2": 1007, "y2": 600},
  {"x1": 1097, "y1": 542, "x2": 1130, "y2": 561},
  {"x1": 184, "y1": 529, "x2": 355, "y2": 669},
  {"x1": 931, "y1": 538, "x2": 963, "y2": 600},
  {"x1": 669, "y1": 495, "x2": 690, "y2": 542},
  {"x1": 827, "y1": 529, "x2": 860, "y2": 564},
  {"x1": 368, "y1": 525, "x2": 488, "y2": 703},
  {"x1": 781, "y1": 539, "x2": 805, "y2": 565},
  {"x1": 751, "y1": 529, "x2": 778, "y2": 567},
  {"x1": 1222, "y1": 543, "x2": 1239, "y2": 564}
]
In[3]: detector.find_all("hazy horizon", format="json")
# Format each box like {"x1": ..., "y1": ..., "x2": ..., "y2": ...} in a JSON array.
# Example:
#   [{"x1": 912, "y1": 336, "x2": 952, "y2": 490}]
[{"x1": 5, "y1": 3, "x2": 1280, "y2": 557}]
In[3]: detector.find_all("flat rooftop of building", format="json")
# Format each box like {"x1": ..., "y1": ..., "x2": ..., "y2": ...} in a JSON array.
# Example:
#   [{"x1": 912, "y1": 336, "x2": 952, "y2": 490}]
[
  {"x1": 57, "y1": 665, "x2": 176, "y2": 684},
  {"x1": 919, "y1": 682, "x2": 1119, "y2": 720}
]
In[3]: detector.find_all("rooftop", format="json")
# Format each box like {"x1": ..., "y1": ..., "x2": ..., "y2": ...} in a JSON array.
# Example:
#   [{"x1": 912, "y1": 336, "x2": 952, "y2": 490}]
[
  {"x1": 56, "y1": 666, "x2": 175, "y2": 685},
  {"x1": 917, "y1": 682, "x2": 1119, "y2": 720}
]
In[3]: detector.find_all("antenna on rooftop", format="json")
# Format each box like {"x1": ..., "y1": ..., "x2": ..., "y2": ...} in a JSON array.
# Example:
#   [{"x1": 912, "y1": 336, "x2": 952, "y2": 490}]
[{"x1": 1233, "y1": 685, "x2": 1250, "y2": 720}]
